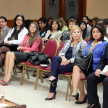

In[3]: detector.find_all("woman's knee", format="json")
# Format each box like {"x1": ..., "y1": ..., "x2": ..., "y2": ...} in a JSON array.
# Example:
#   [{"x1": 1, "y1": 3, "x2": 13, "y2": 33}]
[
  {"x1": 10, "y1": 52, "x2": 15, "y2": 58},
  {"x1": 73, "y1": 65, "x2": 81, "y2": 71},
  {"x1": 52, "y1": 56, "x2": 61, "y2": 62},
  {"x1": 6, "y1": 51, "x2": 11, "y2": 56}
]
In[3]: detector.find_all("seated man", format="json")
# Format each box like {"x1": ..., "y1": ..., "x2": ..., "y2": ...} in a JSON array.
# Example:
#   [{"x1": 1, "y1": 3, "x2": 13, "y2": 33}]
[
  {"x1": 0, "y1": 16, "x2": 10, "y2": 44},
  {"x1": 87, "y1": 43, "x2": 108, "y2": 108}
]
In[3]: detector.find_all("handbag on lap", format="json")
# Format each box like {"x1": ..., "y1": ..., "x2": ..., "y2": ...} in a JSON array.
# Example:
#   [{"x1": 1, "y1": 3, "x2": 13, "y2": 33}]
[{"x1": 73, "y1": 50, "x2": 93, "y2": 71}]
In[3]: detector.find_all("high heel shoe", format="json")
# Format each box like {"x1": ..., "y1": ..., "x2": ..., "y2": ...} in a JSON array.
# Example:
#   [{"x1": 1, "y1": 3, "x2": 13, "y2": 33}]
[
  {"x1": 70, "y1": 93, "x2": 79, "y2": 100},
  {"x1": 75, "y1": 94, "x2": 87, "y2": 104},
  {"x1": 45, "y1": 92, "x2": 57, "y2": 100},
  {"x1": 1, "y1": 81, "x2": 9, "y2": 86},
  {"x1": 45, "y1": 79, "x2": 57, "y2": 85},
  {"x1": 0, "y1": 80, "x2": 5, "y2": 84}
]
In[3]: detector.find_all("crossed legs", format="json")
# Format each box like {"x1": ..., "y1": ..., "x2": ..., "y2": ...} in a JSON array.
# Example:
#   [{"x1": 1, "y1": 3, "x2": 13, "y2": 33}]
[
  {"x1": 3, "y1": 52, "x2": 16, "y2": 82},
  {"x1": 72, "y1": 65, "x2": 86, "y2": 101}
]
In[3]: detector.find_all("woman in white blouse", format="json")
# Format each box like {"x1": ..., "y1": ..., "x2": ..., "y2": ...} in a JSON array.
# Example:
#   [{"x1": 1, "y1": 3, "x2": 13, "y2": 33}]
[{"x1": 0, "y1": 14, "x2": 28, "y2": 66}]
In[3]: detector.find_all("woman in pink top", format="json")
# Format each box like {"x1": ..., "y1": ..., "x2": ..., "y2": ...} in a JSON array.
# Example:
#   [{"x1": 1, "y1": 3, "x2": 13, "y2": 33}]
[{"x1": 1, "y1": 22, "x2": 40, "y2": 86}]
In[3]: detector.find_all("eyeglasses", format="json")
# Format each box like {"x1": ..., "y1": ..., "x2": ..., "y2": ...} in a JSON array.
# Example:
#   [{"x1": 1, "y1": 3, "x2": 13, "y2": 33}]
[{"x1": 16, "y1": 19, "x2": 22, "y2": 21}]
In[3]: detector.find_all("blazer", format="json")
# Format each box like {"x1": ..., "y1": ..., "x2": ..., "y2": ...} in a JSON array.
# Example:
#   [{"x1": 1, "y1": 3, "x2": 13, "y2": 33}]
[
  {"x1": 96, "y1": 43, "x2": 108, "y2": 71},
  {"x1": 20, "y1": 34, "x2": 40, "y2": 52},
  {"x1": 4, "y1": 27, "x2": 28, "y2": 46},
  {"x1": 59, "y1": 40, "x2": 87, "y2": 63},
  {"x1": 0, "y1": 26, "x2": 10, "y2": 44},
  {"x1": 45, "y1": 30, "x2": 62, "y2": 41},
  {"x1": 83, "y1": 41, "x2": 107, "y2": 71}
]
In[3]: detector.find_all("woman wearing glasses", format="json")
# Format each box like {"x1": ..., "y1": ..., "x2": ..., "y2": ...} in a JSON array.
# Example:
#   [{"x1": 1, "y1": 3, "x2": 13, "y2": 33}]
[{"x1": 0, "y1": 14, "x2": 28, "y2": 66}]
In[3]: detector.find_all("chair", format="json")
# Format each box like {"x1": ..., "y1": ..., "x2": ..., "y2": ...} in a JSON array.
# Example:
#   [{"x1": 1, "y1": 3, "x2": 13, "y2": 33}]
[
  {"x1": 20, "y1": 38, "x2": 44, "y2": 84},
  {"x1": 34, "y1": 38, "x2": 58, "y2": 89},
  {"x1": 59, "y1": 72, "x2": 72, "y2": 100}
]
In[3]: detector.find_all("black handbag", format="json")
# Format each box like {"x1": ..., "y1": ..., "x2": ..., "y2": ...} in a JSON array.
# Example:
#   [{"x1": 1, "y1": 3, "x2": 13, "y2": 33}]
[
  {"x1": 31, "y1": 54, "x2": 49, "y2": 65},
  {"x1": 26, "y1": 51, "x2": 42, "y2": 61},
  {"x1": 26, "y1": 51, "x2": 49, "y2": 65},
  {"x1": 73, "y1": 50, "x2": 93, "y2": 71}
]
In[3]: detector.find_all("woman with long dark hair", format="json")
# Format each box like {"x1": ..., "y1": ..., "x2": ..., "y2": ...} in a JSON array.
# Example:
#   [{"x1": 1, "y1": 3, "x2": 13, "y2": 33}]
[
  {"x1": 0, "y1": 22, "x2": 40, "y2": 86},
  {"x1": 0, "y1": 14, "x2": 28, "y2": 66},
  {"x1": 43, "y1": 20, "x2": 62, "y2": 42},
  {"x1": 82, "y1": 16, "x2": 91, "y2": 31},
  {"x1": 79, "y1": 21, "x2": 90, "y2": 39}
]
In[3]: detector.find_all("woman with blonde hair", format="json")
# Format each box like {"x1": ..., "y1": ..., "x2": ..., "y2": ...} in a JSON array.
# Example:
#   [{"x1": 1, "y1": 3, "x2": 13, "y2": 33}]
[
  {"x1": 71, "y1": 24, "x2": 107, "y2": 105},
  {"x1": 45, "y1": 25, "x2": 87, "y2": 100},
  {"x1": 58, "y1": 17, "x2": 68, "y2": 32}
]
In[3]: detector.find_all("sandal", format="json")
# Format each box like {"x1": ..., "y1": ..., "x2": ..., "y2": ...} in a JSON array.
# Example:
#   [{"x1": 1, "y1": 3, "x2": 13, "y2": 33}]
[
  {"x1": 0, "y1": 80, "x2": 5, "y2": 84},
  {"x1": 1, "y1": 81, "x2": 9, "y2": 86},
  {"x1": 42, "y1": 73, "x2": 49, "y2": 78}
]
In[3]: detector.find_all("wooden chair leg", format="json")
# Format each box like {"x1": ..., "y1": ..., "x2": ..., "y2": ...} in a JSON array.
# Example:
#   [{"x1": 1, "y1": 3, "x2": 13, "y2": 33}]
[
  {"x1": 39, "y1": 72, "x2": 44, "y2": 83},
  {"x1": 66, "y1": 76, "x2": 70, "y2": 100},
  {"x1": 1, "y1": 65, "x2": 4, "y2": 72},
  {"x1": 26, "y1": 67, "x2": 30, "y2": 79},
  {"x1": 13, "y1": 66, "x2": 16, "y2": 75},
  {"x1": 34, "y1": 67, "x2": 39, "y2": 90},
  {"x1": 20, "y1": 64, "x2": 25, "y2": 85},
  {"x1": 15, "y1": 66, "x2": 17, "y2": 75},
  {"x1": 69, "y1": 82, "x2": 73, "y2": 101},
  {"x1": 59, "y1": 76, "x2": 63, "y2": 80}
]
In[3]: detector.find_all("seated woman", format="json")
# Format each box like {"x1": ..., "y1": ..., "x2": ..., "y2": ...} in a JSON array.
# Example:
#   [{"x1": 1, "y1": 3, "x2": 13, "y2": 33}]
[
  {"x1": 47, "y1": 17, "x2": 53, "y2": 27},
  {"x1": 0, "y1": 14, "x2": 28, "y2": 66},
  {"x1": 38, "y1": 17, "x2": 49, "y2": 38},
  {"x1": 43, "y1": 20, "x2": 62, "y2": 43},
  {"x1": 45, "y1": 25, "x2": 87, "y2": 100},
  {"x1": 58, "y1": 19, "x2": 76, "y2": 44},
  {"x1": 71, "y1": 24, "x2": 107, "y2": 104},
  {"x1": 80, "y1": 21, "x2": 90, "y2": 39},
  {"x1": 0, "y1": 22, "x2": 40, "y2": 86},
  {"x1": 92, "y1": 17, "x2": 99, "y2": 27},
  {"x1": 82, "y1": 16, "x2": 91, "y2": 31},
  {"x1": 58, "y1": 17, "x2": 68, "y2": 32}
]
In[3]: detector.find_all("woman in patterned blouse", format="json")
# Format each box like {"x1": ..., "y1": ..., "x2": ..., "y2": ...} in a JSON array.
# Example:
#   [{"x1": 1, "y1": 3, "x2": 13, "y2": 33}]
[{"x1": 45, "y1": 25, "x2": 87, "y2": 100}]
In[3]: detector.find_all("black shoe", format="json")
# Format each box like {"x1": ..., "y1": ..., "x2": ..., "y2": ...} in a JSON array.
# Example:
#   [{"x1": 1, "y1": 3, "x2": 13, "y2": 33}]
[
  {"x1": 45, "y1": 79, "x2": 57, "y2": 86},
  {"x1": 45, "y1": 92, "x2": 57, "y2": 100},
  {"x1": 32, "y1": 73, "x2": 49, "y2": 78},
  {"x1": 46, "y1": 79, "x2": 57, "y2": 83},
  {"x1": 87, "y1": 104, "x2": 101, "y2": 108},
  {"x1": 70, "y1": 93, "x2": 79, "y2": 100},
  {"x1": 75, "y1": 94, "x2": 87, "y2": 104},
  {"x1": 32, "y1": 74, "x2": 36, "y2": 77},
  {"x1": 42, "y1": 73, "x2": 49, "y2": 78}
]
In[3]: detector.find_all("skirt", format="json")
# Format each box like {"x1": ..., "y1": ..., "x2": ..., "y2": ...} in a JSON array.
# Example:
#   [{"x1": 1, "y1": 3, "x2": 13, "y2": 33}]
[
  {"x1": 78, "y1": 65, "x2": 94, "y2": 78},
  {"x1": 13, "y1": 51, "x2": 27, "y2": 64}
]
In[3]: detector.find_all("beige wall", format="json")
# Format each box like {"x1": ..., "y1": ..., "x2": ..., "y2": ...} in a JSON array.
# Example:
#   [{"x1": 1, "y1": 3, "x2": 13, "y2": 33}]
[
  {"x1": 86, "y1": 0, "x2": 108, "y2": 19},
  {"x1": 0, "y1": 0, "x2": 42, "y2": 20}
]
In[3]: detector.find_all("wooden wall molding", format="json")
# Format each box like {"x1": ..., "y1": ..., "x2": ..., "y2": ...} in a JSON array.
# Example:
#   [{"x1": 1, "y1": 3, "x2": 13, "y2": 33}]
[{"x1": 42, "y1": 0, "x2": 87, "y2": 24}]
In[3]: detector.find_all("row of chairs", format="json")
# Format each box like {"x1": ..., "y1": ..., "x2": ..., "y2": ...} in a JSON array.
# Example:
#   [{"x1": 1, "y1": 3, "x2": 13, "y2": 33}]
[
  {"x1": 1, "y1": 37, "x2": 89, "y2": 100},
  {"x1": 13, "y1": 38, "x2": 74, "y2": 100}
]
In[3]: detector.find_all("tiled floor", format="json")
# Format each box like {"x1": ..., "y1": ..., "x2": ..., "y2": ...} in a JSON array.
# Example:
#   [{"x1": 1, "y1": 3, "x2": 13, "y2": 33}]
[{"x1": 0, "y1": 68, "x2": 103, "y2": 108}]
